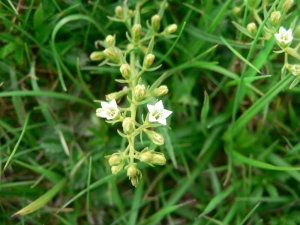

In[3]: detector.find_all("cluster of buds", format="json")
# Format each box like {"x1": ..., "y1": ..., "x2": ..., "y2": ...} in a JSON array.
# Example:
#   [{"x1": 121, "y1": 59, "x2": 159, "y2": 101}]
[{"x1": 90, "y1": 3, "x2": 177, "y2": 187}]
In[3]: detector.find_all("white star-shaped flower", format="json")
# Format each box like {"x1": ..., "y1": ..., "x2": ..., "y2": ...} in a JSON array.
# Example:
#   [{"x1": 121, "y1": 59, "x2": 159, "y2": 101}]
[
  {"x1": 96, "y1": 99, "x2": 119, "y2": 120},
  {"x1": 147, "y1": 100, "x2": 172, "y2": 125},
  {"x1": 275, "y1": 27, "x2": 293, "y2": 47}
]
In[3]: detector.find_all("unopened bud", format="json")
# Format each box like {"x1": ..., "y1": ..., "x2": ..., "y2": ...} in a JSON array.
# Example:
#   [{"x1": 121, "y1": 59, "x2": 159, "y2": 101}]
[
  {"x1": 134, "y1": 84, "x2": 146, "y2": 101},
  {"x1": 128, "y1": 10, "x2": 133, "y2": 18},
  {"x1": 290, "y1": 64, "x2": 300, "y2": 76},
  {"x1": 281, "y1": 0, "x2": 294, "y2": 13},
  {"x1": 105, "y1": 35, "x2": 115, "y2": 45},
  {"x1": 233, "y1": 7, "x2": 242, "y2": 16},
  {"x1": 151, "y1": 154, "x2": 166, "y2": 165},
  {"x1": 145, "y1": 130, "x2": 164, "y2": 145},
  {"x1": 104, "y1": 48, "x2": 120, "y2": 64},
  {"x1": 122, "y1": 117, "x2": 135, "y2": 134},
  {"x1": 120, "y1": 64, "x2": 131, "y2": 79},
  {"x1": 139, "y1": 152, "x2": 153, "y2": 163},
  {"x1": 151, "y1": 15, "x2": 161, "y2": 33},
  {"x1": 90, "y1": 51, "x2": 105, "y2": 61},
  {"x1": 247, "y1": 22, "x2": 257, "y2": 36},
  {"x1": 111, "y1": 165, "x2": 122, "y2": 174},
  {"x1": 164, "y1": 24, "x2": 177, "y2": 34},
  {"x1": 270, "y1": 11, "x2": 281, "y2": 26},
  {"x1": 127, "y1": 165, "x2": 137, "y2": 177},
  {"x1": 153, "y1": 85, "x2": 168, "y2": 96},
  {"x1": 127, "y1": 43, "x2": 134, "y2": 51},
  {"x1": 143, "y1": 54, "x2": 155, "y2": 69},
  {"x1": 132, "y1": 24, "x2": 141, "y2": 45},
  {"x1": 115, "y1": 6, "x2": 124, "y2": 18},
  {"x1": 109, "y1": 155, "x2": 122, "y2": 166},
  {"x1": 106, "y1": 87, "x2": 129, "y2": 101},
  {"x1": 130, "y1": 176, "x2": 138, "y2": 187}
]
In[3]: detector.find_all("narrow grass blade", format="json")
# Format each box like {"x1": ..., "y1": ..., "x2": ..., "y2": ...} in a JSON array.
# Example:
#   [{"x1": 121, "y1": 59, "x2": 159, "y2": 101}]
[
  {"x1": 0, "y1": 91, "x2": 94, "y2": 107},
  {"x1": 51, "y1": 14, "x2": 105, "y2": 91},
  {"x1": 239, "y1": 202, "x2": 261, "y2": 225},
  {"x1": 128, "y1": 179, "x2": 144, "y2": 224},
  {"x1": 223, "y1": 74, "x2": 294, "y2": 140},
  {"x1": 233, "y1": 151, "x2": 300, "y2": 171},
  {"x1": 57, "y1": 174, "x2": 115, "y2": 213},
  {"x1": 196, "y1": 185, "x2": 236, "y2": 219},
  {"x1": 11, "y1": 178, "x2": 66, "y2": 217},
  {"x1": 140, "y1": 199, "x2": 195, "y2": 225},
  {"x1": 201, "y1": 91, "x2": 210, "y2": 135},
  {"x1": 3, "y1": 112, "x2": 31, "y2": 170},
  {"x1": 220, "y1": 36, "x2": 260, "y2": 74}
]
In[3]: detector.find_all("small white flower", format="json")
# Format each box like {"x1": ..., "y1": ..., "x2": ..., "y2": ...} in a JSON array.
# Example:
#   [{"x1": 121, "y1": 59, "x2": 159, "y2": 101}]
[
  {"x1": 275, "y1": 27, "x2": 293, "y2": 47},
  {"x1": 96, "y1": 99, "x2": 119, "y2": 120},
  {"x1": 291, "y1": 65, "x2": 300, "y2": 76},
  {"x1": 147, "y1": 100, "x2": 172, "y2": 125}
]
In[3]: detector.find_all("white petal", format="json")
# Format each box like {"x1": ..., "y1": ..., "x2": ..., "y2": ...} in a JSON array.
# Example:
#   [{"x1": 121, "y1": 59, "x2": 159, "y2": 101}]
[
  {"x1": 275, "y1": 33, "x2": 281, "y2": 42},
  {"x1": 101, "y1": 101, "x2": 109, "y2": 109},
  {"x1": 155, "y1": 100, "x2": 164, "y2": 110},
  {"x1": 162, "y1": 109, "x2": 172, "y2": 119},
  {"x1": 109, "y1": 99, "x2": 117, "y2": 108},
  {"x1": 147, "y1": 104, "x2": 154, "y2": 113},
  {"x1": 157, "y1": 118, "x2": 167, "y2": 125},
  {"x1": 99, "y1": 111, "x2": 108, "y2": 118},
  {"x1": 149, "y1": 114, "x2": 157, "y2": 122},
  {"x1": 279, "y1": 26, "x2": 286, "y2": 34},
  {"x1": 286, "y1": 29, "x2": 293, "y2": 36}
]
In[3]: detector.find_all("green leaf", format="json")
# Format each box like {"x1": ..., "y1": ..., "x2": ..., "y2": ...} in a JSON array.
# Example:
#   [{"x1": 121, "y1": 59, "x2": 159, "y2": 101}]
[
  {"x1": 220, "y1": 36, "x2": 260, "y2": 74},
  {"x1": 289, "y1": 75, "x2": 300, "y2": 89},
  {"x1": 12, "y1": 178, "x2": 66, "y2": 216},
  {"x1": 201, "y1": 91, "x2": 210, "y2": 134},
  {"x1": 34, "y1": 3, "x2": 44, "y2": 28},
  {"x1": 233, "y1": 151, "x2": 300, "y2": 171}
]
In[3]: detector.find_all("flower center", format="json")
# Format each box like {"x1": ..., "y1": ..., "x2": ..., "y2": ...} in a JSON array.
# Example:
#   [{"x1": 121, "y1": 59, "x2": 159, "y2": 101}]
[{"x1": 152, "y1": 109, "x2": 162, "y2": 120}]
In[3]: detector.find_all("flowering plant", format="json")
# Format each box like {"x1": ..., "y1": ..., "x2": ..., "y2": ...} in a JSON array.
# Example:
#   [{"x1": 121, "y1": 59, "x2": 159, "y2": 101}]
[
  {"x1": 232, "y1": 0, "x2": 300, "y2": 88},
  {"x1": 90, "y1": 2, "x2": 176, "y2": 187}
]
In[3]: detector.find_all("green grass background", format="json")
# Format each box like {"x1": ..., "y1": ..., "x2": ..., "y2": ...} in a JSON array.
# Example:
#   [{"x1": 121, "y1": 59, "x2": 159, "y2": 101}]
[{"x1": 1, "y1": 0, "x2": 300, "y2": 224}]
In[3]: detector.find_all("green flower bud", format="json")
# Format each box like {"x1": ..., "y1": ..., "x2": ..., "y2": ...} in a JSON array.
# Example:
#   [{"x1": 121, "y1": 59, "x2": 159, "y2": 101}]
[
  {"x1": 139, "y1": 152, "x2": 153, "y2": 163},
  {"x1": 132, "y1": 24, "x2": 141, "y2": 45},
  {"x1": 106, "y1": 87, "x2": 129, "y2": 101},
  {"x1": 104, "y1": 48, "x2": 121, "y2": 64},
  {"x1": 120, "y1": 64, "x2": 131, "y2": 79},
  {"x1": 127, "y1": 43, "x2": 134, "y2": 51},
  {"x1": 151, "y1": 14, "x2": 161, "y2": 33},
  {"x1": 145, "y1": 130, "x2": 164, "y2": 145},
  {"x1": 233, "y1": 7, "x2": 242, "y2": 17},
  {"x1": 164, "y1": 24, "x2": 177, "y2": 34},
  {"x1": 290, "y1": 64, "x2": 300, "y2": 76},
  {"x1": 247, "y1": 22, "x2": 257, "y2": 36},
  {"x1": 130, "y1": 176, "x2": 138, "y2": 187},
  {"x1": 111, "y1": 165, "x2": 123, "y2": 174},
  {"x1": 134, "y1": 84, "x2": 146, "y2": 101},
  {"x1": 151, "y1": 153, "x2": 166, "y2": 165},
  {"x1": 115, "y1": 6, "x2": 124, "y2": 18},
  {"x1": 143, "y1": 54, "x2": 155, "y2": 69},
  {"x1": 153, "y1": 85, "x2": 168, "y2": 96},
  {"x1": 90, "y1": 51, "x2": 105, "y2": 61},
  {"x1": 281, "y1": 0, "x2": 294, "y2": 13},
  {"x1": 270, "y1": 11, "x2": 281, "y2": 26},
  {"x1": 109, "y1": 155, "x2": 122, "y2": 166},
  {"x1": 122, "y1": 117, "x2": 135, "y2": 134},
  {"x1": 127, "y1": 165, "x2": 137, "y2": 177},
  {"x1": 105, "y1": 35, "x2": 115, "y2": 45}
]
